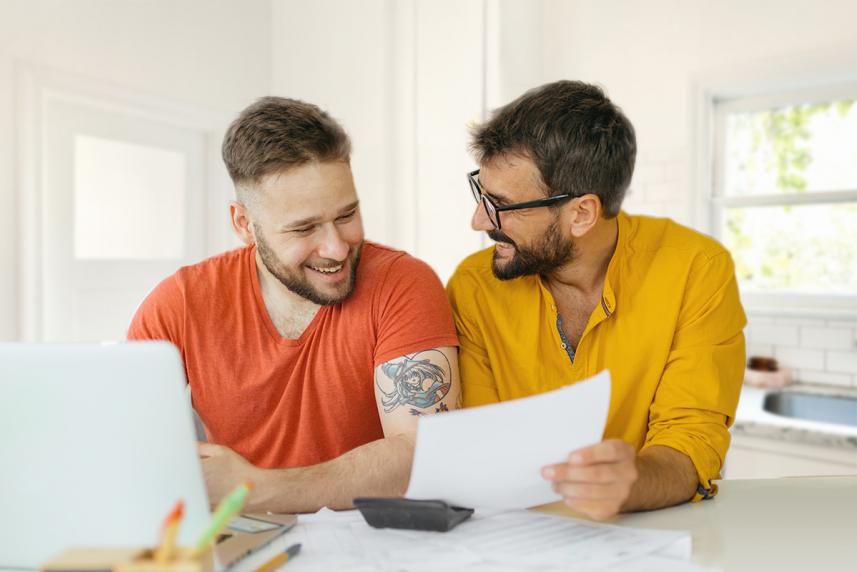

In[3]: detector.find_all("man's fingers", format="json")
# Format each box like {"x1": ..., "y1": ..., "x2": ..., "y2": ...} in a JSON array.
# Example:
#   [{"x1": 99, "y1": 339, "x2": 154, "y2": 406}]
[
  {"x1": 542, "y1": 441, "x2": 637, "y2": 520},
  {"x1": 543, "y1": 460, "x2": 636, "y2": 484},
  {"x1": 553, "y1": 480, "x2": 627, "y2": 501},
  {"x1": 568, "y1": 439, "x2": 634, "y2": 465}
]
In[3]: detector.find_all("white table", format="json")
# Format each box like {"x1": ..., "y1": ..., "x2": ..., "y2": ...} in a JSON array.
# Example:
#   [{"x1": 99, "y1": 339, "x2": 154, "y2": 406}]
[
  {"x1": 22, "y1": 477, "x2": 851, "y2": 572},
  {"x1": 539, "y1": 476, "x2": 857, "y2": 572}
]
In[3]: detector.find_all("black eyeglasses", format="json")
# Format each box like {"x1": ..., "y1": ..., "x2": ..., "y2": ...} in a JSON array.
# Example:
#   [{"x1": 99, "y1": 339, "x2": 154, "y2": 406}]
[{"x1": 467, "y1": 170, "x2": 574, "y2": 230}]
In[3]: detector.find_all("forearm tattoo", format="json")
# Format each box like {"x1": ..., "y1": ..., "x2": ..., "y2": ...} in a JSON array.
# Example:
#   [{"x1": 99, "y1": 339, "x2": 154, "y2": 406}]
[{"x1": 376, "y1": 350, "x2": 453, "y2": 414}]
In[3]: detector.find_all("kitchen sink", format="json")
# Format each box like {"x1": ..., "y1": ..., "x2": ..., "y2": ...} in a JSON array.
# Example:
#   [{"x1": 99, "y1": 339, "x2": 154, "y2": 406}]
[{"x1": 763, "y1": 390, "x2": 857, "y2": 428}]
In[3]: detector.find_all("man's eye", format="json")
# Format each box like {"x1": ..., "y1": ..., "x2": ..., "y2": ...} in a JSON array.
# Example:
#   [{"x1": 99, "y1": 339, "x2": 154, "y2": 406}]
[{"x1": 291, "y1": 227, "x2": 314, "y2": 235}]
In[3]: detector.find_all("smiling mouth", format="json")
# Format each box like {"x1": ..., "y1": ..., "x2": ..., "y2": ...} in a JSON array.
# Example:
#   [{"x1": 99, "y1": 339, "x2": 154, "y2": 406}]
[{"x1": 308, "y1": 263, "x2": 344, "y2": 274}]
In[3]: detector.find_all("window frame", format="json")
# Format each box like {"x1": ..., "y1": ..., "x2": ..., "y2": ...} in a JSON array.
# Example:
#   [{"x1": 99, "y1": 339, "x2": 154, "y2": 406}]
[{"x1": 708, "y1": 82, "x2": 857, "y2": 316}]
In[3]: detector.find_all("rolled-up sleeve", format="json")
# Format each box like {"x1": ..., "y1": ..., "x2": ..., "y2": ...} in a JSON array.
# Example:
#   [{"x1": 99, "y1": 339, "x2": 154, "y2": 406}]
[{"x1": 642, "y1": 251, "x2": 746, "y2": 500}]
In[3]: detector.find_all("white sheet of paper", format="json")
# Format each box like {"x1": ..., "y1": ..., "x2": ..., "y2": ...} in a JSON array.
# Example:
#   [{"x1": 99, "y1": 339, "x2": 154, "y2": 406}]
[
  {"x1": 390, "y1": 510, "x2": 692, "y2": 569},
  {"x1": 406, "y1": 370, "x2": 611, "y2": 509},
  {"x1": 238, "y1": 508, "x2": 705, "y2": 572}
]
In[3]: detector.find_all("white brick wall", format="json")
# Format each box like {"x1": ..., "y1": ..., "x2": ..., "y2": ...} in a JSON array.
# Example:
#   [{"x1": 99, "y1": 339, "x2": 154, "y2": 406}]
[
  {"x1": 774, "y1": 346, "x2": 826, "y2": 371},
  {"x1": 746, "y1": 314, "x2": 857, "y2": 388},
  {"x1": 800, "y1": 326, "x2": 855, "y2": 350},
  {"x1": 624, "y1": 150, "x2": 692, "y2": 226},
  {"x1": 827, "y1": 350, "x2": 857, "y2": 375},
  {"x1": 746, "y1": 323, "x2": 800, "y2": 347}
]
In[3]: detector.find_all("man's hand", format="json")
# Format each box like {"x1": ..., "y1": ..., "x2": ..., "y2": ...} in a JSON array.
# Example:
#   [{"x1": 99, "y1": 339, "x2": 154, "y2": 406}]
[
  {"x1": 541, "y1": 439, "x2": 638, "y2": 520},
  {"x1": 198, "y1": 442, "x2": 262, "y2": 507}
]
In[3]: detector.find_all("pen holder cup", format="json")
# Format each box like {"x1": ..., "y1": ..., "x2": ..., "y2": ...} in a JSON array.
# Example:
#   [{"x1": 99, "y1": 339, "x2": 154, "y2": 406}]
[
  {"x1": 41, "y1": 547, "x2": 214, "y2": 572},
  {"x1": 117, "y1": 548, "x2": 213, "y2": 572}
]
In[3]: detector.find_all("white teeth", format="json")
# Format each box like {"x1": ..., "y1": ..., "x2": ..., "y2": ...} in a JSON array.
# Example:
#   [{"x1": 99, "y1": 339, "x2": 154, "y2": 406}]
[{"x1": 310, "y1": 264, "x2": 343, "y2": 274}]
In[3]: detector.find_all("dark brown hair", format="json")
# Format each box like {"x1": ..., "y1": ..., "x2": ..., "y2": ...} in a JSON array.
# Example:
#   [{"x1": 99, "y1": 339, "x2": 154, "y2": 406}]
[
  {"x1": 222, "y1": 96, "x2": 351, "y2": 189},
  {"x1": 471, "y1": 80, "x2": 636, "y2": 218}
]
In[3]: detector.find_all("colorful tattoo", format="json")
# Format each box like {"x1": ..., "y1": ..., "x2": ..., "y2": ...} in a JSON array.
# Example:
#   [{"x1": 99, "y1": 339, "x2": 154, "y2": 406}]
[{"x1": 376, "y1": 350, "x2": 452, "y2": 413}]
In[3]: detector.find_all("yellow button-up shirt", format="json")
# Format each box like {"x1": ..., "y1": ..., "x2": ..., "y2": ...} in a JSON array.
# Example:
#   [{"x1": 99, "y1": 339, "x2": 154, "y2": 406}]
[{"x1": 447, "y1": 212, "x2": 746, "y2": 499}]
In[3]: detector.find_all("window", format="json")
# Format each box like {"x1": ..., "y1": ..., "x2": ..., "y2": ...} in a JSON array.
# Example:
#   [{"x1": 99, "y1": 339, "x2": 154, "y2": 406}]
[
  {"x1": 712, "y1": 86, "x2": 857, "y2": 311},
  {"x1": 74, "y1": 134, "x2": 187, "y2": 260}
]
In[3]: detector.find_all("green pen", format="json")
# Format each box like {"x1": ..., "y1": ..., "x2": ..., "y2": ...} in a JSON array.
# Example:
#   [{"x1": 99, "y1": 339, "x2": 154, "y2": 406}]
[{"x1": 193, "y1": 482, "x2": 254, "y2": 553}]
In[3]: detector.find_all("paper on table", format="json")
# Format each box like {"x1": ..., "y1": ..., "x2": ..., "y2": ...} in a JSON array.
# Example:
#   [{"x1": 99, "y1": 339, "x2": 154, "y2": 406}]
[
  {"x1": 406, "y1": 370, "x2": 611, "y2": 509},
  {"x1": 390, "y1": 510, "x2": 692, "y2": 570},
  {"x1": 232, "y1": 507, "x2": 710, "y2": 572},
  {"x1": 235, "y1": 509, "x2": 484, "y2": 572}
]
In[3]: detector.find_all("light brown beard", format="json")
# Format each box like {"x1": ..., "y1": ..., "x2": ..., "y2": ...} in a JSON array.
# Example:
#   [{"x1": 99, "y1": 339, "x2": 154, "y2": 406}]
[{"x1": 255, "y1": 226, "x2": 363, "y2": 305}]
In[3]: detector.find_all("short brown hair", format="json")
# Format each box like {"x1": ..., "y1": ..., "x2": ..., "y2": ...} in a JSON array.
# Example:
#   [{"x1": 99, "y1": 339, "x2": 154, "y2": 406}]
[
  {"x1": 222, "y1": 96, "x2": 351, "y2": 189},
  {"x1": 471, "y1": 80, "x2": 636, "y2": 218}
]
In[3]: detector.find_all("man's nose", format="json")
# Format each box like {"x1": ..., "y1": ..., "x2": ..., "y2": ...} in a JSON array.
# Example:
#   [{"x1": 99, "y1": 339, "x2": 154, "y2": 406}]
[
  {"x1": 316, "y1": 224, "x2": 349, "y2": 261},
  {"x1": 471, "y1": 201, "x2": 494, "y2": 232}
]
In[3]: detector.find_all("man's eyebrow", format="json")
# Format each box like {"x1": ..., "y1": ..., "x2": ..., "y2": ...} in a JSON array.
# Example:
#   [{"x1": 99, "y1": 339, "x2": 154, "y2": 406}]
[
  {"x1": 284, "y1": 200, "x2": 360, "y2": 229},
  {"x1": 338, "y1": 200, "x2": 360, "y2": 214},
  {"x1": 483, "y1": 189, "x2": 510, "y2": 204},
  {"x1": 283, "y1": 214, "x2": 321, "y2": 229}
]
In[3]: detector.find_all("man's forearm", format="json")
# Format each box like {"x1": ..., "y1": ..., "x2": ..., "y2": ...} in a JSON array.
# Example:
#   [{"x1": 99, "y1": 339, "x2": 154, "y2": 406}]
[
  {"x1": 248, "y1": 432, "x2": 415, "y2": 513},
  {"x1": 621, "y1": 445, "x2": 698, "y2": 512}
]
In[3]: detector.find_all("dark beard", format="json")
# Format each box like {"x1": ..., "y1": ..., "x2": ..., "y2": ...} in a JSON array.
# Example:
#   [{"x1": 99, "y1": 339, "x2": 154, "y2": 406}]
[
  {"x1": 255, "y1": 226, "x2": 362, "y2": 305},
  {"x1": 488, "y1": 219, "x2": 574, "y2": 280}
]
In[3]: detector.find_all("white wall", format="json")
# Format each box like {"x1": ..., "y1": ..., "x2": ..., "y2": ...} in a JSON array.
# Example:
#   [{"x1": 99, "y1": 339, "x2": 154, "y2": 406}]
[
  {"x1": 539, "y1": 0, "x2": 857, "y2": 387},
  {"x1": 272, "y1": 0, "x2": 491, "y2": 281},
  {"x1": 271, "y1": 0, "x2": 546, "y2": 282},
  {"x1": 0, "y1": 0, "x2": 272, "y2": 340},
  {"x1": 271, "y1": 0, "x2": 397, "y2": 246}
]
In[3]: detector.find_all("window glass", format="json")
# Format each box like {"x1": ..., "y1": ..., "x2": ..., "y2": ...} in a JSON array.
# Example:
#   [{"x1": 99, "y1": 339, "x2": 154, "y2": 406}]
[
  {"x1": 723, "y1": 202, "x2": 857, "y2": 294},
  {"x1": 723, "y1": 99, "x2": 857, "y2": 197},
  {"x1": 74, "y1": 135, "x2": 186, "y2": 259}
]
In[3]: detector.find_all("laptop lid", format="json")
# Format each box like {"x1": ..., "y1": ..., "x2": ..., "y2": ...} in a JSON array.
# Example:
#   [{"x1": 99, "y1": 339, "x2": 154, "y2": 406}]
[{"x1": 0, "y1": 342, "x2": 210, "y2": 568}]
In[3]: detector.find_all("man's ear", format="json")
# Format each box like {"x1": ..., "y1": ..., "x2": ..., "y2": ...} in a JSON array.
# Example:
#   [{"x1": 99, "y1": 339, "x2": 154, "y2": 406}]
[
  {"x1": 568, "y1": 194, "x2": 603, "y2": 238},
  {"x1": 229, "y1": 201, "x2": 256, "y2": 246}
]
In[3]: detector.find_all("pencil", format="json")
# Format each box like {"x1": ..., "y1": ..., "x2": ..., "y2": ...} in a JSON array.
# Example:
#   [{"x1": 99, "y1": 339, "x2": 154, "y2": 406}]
[
  {"x1": 253, "y1": 543, "x2": 301, "y2": 572},
  {"x1": 154, "y1": 500, "x2": 184, "y2": 564}
]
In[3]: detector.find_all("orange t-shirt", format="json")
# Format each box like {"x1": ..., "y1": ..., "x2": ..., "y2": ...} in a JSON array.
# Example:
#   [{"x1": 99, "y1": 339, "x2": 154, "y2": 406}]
[{"x1": 127, "y1": 241, "x2": 458, "y2": 468}]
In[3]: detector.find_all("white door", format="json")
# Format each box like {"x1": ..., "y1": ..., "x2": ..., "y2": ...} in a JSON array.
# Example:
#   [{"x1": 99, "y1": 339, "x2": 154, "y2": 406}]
[{"x1": 39, "y1": 96, "x2": 208, "y2": 342}]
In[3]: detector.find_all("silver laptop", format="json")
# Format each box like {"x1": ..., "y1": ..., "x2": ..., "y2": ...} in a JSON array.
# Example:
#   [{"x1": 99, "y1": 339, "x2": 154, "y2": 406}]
[{"x1": 0, "y1": 342, "x2": 211, "y2": 568}]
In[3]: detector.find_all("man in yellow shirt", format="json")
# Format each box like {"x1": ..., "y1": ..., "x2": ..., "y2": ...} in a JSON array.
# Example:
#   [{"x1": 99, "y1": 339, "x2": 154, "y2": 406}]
[{"x1": 447, "y1": 80, "x2": 746, "y2": 519}]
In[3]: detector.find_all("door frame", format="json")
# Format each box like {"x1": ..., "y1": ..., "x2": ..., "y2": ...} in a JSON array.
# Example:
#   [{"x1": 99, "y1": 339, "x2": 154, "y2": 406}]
[{"x1": 16, "y1": 64, "x2": 234, "y2": 341}]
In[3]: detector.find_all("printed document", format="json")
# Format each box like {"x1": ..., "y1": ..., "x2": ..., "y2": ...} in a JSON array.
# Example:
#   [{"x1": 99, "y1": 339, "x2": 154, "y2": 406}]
[
  {"x1": 233, "y1": 508, "x2": 714, "y2": 572},
  {"x1": 406, "y1": 370, "x2": 611, "y2": 508}
]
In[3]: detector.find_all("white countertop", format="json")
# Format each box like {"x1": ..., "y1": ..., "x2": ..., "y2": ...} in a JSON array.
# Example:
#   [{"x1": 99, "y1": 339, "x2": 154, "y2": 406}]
[
  {"x1": 218, "y1": 477, "x2": 857, "y2": 572},
  {"x1": 231, "y1": 477, "x2": 857, "y2": 572},
  {"x1": 539, "y1": 476, "x2": 857, "y2": 572}
]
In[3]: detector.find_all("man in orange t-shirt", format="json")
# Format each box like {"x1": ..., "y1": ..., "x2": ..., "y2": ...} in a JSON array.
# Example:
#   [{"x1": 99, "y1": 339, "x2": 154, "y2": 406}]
[{"x1": 128, "y1": 97, "x2": 460, "y2": 513}]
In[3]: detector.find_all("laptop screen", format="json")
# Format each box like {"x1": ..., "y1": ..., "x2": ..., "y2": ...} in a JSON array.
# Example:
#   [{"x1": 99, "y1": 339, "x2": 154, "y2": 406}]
[{"x1": 0, "y1": 342, "x2": 210, "y2": 568}]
